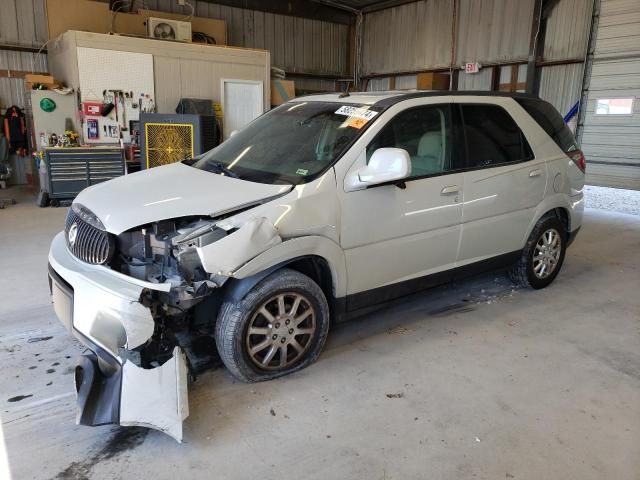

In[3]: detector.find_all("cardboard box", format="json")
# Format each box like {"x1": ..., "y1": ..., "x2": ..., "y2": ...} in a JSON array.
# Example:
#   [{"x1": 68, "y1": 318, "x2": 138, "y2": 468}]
[
  {"x1": 271, "y1": 80, "x2": 295, "y2": 106},
  {"x1": 24, "y1": 74, "x2": 56, "y2": 85},
  {"x1": 24, "y1": 74, "x2": 59, "y2": 90},
  {"x1": 416, "y1": 72, "x2": 450, "y2": 91}
]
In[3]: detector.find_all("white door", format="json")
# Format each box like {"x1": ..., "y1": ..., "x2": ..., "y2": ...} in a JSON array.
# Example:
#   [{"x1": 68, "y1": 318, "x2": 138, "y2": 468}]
[
  {"x1": 339, "y1": 104, "x2": 465, "y2": 310},
  {"x1": 221, "y1": 79, "x2": 264, "y2": 140},
  {"x1": 455, "y1": 101, "x2": 547, "y2": 265}
]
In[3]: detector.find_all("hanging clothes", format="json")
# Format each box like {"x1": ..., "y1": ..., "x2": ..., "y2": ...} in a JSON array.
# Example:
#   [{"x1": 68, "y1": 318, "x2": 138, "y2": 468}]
[{"x1": 3, "y1": 106, "x2": 28, "y2": 156}]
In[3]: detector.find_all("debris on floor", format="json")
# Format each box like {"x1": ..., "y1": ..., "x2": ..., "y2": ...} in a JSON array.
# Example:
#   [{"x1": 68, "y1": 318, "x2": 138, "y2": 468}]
[
  {"x1": 27, "y1": 336, "x2": 53, "y2": 343},
  {"x1": 385, "y1": 393, "x2": 404, "y2": 399},
  {"x1": 8, "y1": 394, "x2": 33, "y2": 402}
]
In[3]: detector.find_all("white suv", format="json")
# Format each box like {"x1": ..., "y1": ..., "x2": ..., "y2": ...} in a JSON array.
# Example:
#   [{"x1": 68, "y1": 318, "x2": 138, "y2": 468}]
[{"x1": 48, "y1": 92, "x2": 585, "y2": 441}]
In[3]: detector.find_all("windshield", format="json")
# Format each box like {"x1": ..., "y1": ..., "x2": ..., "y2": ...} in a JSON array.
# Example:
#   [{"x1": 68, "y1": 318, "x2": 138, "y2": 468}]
[{"x1": 191, "y1": 101, "x2": 383, "y2": 184}]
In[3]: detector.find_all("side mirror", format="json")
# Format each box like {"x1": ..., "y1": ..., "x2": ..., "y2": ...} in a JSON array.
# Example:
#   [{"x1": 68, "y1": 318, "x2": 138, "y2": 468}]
[{"x1": 347, "y1": 148, "x2": 411, "y2": 190}]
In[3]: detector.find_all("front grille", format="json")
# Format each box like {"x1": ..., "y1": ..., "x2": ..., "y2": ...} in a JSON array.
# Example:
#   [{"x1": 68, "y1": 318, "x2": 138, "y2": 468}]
[{"x1": 64, "y1": 209, "x2": 115, "y2": 265}]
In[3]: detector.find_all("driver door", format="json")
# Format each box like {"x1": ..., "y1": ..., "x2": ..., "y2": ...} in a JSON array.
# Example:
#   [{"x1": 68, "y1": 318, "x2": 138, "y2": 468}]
[{"x1": 338, "y1": 103, "x2": 465, "y2": 310}]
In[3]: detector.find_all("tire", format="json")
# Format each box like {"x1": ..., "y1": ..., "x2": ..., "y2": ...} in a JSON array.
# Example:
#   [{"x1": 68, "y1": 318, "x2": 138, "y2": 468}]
[
  {"x1": 510, "y1": 214, "x2": 567, "y2": 289},
  {"x1": 215, "y1": 268, "x2": 330, "y2": 383}
]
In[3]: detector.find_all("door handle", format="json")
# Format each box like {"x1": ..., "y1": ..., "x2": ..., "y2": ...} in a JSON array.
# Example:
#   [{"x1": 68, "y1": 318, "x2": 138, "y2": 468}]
[
  {"x1": 529, "y1": 169, "x2": 542, "y2": 178},
  {"x1": 440, "y1": 185, "x2": 460, "y2": 195}
]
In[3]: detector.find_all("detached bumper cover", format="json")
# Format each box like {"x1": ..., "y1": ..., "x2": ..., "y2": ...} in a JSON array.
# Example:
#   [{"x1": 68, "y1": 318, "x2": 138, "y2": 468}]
[{"x1": 48, "y1": 232, "x2": 189, "y2": 441}]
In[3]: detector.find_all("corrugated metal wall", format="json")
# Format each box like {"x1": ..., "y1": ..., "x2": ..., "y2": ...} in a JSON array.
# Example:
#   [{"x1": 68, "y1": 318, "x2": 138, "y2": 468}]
[
  {"x1": 543, "y1": 0, "x2": 592, "y2": 61},
  {"x1": 362, "y1": 0, "x2": 534, "y2": 77},
  {"x1": 362, "y1": 0, "x2": 453, "y2": 75},
  {"x1": 0, "y1": 0, "x2": 48, "y2": 47},
  {"x1": 0, "y1": 0, "x2": 49, "y2": 184},
  {"x1": 0, "y1": 0, "x2": 49, "y2": 110},
  {"x1": 538, "y1": 63, "x2": 584, "y2": 115},
  {"x1": 580, "y1": 0, "x2": 640, "y2": 189},
  {"x1": 456, "y1": 0, "x2": 534, "y2": 65},
  {"x1": 537, "y1": 0, "x2": 592, "y2": 116},
  {"x1": 99, "y1": 0, "x2": 350, "y2": 76},
  {"x1": 0, "y1": 52, "x2": 48, "y2": 110}
]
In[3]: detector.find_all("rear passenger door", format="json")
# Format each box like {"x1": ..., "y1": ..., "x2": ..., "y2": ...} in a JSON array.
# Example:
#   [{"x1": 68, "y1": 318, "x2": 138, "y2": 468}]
[{"x1": 455, "y1": 98, "x2": 547, "y2": 266}]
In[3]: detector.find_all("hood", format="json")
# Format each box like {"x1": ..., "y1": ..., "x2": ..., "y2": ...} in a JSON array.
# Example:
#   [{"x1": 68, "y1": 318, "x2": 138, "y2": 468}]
[{"x1": 74, "y1": 162, "x2": 292, "y2": 234}]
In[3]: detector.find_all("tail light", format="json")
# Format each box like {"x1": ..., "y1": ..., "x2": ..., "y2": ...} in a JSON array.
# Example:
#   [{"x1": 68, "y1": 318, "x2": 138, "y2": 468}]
[{"x1": 568, "y1": 149, "x2": 586, "y2": 173}]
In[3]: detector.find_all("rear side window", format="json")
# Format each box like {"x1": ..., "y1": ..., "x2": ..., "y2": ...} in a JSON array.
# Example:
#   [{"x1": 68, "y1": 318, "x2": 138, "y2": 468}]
[
  {"x1": 460, "y1": 105, "x2": 533, "y2": 168},
  {"x1": 516, "y1": 98, "x2": 579, "y2": 153}
]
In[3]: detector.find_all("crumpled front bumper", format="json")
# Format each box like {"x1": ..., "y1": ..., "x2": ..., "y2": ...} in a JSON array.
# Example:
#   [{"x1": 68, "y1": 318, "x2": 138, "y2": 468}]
[{"x1": 48, "y1": 232, "x2": 189, "y2": 442}]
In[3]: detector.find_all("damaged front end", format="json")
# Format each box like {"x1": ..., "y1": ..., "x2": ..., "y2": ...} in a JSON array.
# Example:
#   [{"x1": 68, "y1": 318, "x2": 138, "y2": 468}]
[{"x1": 49, "y1": 205, "x2": 281, "y2": 442}]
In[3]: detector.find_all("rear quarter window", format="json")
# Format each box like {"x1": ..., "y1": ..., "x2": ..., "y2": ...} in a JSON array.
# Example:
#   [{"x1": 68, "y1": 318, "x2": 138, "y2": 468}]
[
  {"x1": 516, "y1": 98, "x2": 578, "y2": 153},
  {"x1": 460, "y1": 104, "x2": 534, "y2": 168}
]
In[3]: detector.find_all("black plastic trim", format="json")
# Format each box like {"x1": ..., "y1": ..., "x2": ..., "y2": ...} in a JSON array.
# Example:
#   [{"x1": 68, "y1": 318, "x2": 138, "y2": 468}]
[
  {"x1": 372, "y1": 91, "x2": 540, "y2": 109},
  {"x1": 566, "y1": 227, "x2": 581, "y2": 247},
  {"x1": 344, "y1": 250, "x2": 521, "y2": 313},
  {"x1": 75, "y1": 352, "x2": 122, "y2": 427},
  {"x1": 48, "y1": 263, "x2": 72, "y2": 297}
]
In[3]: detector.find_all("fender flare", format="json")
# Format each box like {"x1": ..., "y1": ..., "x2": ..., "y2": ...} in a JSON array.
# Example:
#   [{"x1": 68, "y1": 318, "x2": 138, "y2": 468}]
[
  {"x1": 227, "y1": 235, "x2": 348, "y2": 300},
  {"x1": 522, "y1": 194, "x2": 573, "y2": 244}
]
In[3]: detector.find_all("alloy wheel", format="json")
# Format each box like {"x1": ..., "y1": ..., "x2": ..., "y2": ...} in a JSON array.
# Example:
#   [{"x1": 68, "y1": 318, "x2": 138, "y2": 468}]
[
  {"x1": 245, "y1": 292, "x2": 316, "y2": 371},
  {"x1": 532, "y1": 228, "x2": 562, "y2": 279}
]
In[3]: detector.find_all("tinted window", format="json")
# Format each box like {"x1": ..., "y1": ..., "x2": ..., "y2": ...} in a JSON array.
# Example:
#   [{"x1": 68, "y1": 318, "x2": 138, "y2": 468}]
[
  {"x1": 366, "y1": 105, "x2": 459, "y2": 178},
  {"x1": 461, "y1": 105, "x2": 533, "y2": 168},
  {"x1": 516, "y1": 98, "x2": 579, "y2": 153}
]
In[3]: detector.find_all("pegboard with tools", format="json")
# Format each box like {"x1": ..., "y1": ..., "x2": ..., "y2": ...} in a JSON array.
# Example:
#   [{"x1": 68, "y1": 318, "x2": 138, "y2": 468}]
[{"x1": 76, "y1": 47, "x2": 155, "y2": 144}]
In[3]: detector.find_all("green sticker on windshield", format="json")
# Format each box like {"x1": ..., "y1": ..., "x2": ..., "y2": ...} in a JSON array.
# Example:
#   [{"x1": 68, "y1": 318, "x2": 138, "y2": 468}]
[{"x1": 296, "y1": 168, "x2": 309, "y2": 176}]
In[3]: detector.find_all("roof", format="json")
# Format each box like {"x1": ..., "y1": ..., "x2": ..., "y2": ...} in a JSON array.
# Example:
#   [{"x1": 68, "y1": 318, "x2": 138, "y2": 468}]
[{"x1": 294, "y1": 90, "x2": 540, "y2": 107}]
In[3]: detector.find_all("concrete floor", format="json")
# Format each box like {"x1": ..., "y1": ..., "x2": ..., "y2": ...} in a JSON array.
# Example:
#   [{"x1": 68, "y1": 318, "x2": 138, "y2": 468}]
[{"x1": 1, "y1": 186, "x2": 639, "y2": 480}]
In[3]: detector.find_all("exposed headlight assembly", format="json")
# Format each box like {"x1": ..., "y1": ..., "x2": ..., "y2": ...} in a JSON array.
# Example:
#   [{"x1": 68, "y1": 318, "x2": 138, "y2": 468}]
[{"x1": 72, "y1": 203, "x2": 106, "y2": 231}]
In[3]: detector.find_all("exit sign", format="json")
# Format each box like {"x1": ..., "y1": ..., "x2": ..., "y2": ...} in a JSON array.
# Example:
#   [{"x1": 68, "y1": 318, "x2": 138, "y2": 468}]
[{"x1": 465, "y1": 62, "x2": 481, "y2": 74}]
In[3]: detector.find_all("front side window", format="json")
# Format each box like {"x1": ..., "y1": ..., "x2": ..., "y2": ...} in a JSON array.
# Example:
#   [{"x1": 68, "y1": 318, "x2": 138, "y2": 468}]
[
  {"x1": 191, "y1": 102, "x2": 382, "y2": 185},
  {"x1": 366, "y1": 105, "x2": 454, "y2": 178},
  {"x1": 461, "y1": 105, "x2": 533, "y2": 168}
]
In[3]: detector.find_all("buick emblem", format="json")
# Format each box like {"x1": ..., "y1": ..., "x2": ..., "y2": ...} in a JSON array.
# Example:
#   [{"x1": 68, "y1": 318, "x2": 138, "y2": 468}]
[{"x1": 68, "y1": 223, "x2": 78, "y2": 247}]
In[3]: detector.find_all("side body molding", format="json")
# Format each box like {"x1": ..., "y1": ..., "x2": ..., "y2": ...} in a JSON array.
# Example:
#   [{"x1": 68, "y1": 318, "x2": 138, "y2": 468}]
[{"x1": 232, "y1": 235, "x2": 348, "y2": 299}]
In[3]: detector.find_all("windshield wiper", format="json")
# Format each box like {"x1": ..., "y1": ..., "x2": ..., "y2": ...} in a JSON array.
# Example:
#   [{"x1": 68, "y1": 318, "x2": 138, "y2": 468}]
[{"x1": 207, "y1": 160, "x2": 239, "y2": 178}]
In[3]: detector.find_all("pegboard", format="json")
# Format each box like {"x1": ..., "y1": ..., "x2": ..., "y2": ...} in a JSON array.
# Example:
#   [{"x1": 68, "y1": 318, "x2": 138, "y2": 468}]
[{"x1": 77, "y1": 47, "x2": 155, "y2": 144}]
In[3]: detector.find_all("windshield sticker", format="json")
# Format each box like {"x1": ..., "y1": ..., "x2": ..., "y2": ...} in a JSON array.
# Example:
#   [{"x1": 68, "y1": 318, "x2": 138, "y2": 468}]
[
  {"x1": 335, "y1": 105, "x2": 378, "y2": 121},
  {"x1": 345, "y1": 117, "x2": 368, "y2": 129},
  {"x1": 296, "y1": 168, "x2": 309, "y2": 175}
]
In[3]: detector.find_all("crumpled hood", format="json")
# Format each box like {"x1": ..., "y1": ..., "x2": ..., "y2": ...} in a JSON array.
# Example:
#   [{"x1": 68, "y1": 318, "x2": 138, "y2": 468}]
[{"x1": 74, "y1": 162, "x2": 292, "y2": 234}]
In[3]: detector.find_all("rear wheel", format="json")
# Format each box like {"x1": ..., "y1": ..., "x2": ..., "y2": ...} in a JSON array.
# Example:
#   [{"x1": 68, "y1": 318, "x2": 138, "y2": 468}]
[
  {"x1": 510, "y1": 214, "x2": 567, "y2": 289},
  {"x1": 215, "y1": 268, "x2": 330, "y2": 383}
]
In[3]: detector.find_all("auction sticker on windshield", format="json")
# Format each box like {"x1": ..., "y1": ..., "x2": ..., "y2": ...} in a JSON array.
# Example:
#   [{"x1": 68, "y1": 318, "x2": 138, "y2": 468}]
[{"x1": 335, "y1": 106, "x2": 378, "y2": 121}]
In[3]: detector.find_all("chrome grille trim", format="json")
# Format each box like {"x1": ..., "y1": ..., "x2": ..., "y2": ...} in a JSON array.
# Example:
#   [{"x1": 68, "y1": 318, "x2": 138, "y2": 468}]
[{"x1": 64, "y1": 208, "x2": 115, "y2": 265}]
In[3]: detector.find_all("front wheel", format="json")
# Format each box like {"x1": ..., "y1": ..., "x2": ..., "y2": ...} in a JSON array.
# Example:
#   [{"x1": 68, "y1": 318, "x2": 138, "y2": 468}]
[
  {"x1": 510, "y1": 215, "x2": 567, "y2": 289},
  {"x1": 215, "y1": 268, "x2": 330, "y2": 383}
]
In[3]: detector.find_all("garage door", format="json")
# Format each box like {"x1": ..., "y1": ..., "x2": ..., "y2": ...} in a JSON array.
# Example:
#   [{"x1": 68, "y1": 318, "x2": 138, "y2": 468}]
[{"x1": 580, "y1": 0, "x2": 640, "y2": 190}]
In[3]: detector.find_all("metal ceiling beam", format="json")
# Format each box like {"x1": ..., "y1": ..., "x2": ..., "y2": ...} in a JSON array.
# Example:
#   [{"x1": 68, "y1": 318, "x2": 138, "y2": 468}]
[
  {"x1": 195, "y1": 0, "x2": 356, "y2": 24},
  {"x1": 362, "y1": 0, "x2": 424, "y2": 13}
]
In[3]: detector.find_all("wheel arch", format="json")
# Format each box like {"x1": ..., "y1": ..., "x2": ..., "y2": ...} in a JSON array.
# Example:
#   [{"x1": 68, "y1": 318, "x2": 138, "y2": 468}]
[
  {"x1": 523, "y1": 195, "x2": 573, "y2": 246},
  {"x1": 224, "y1": 235, "x2": 347, "y2": 304}
]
